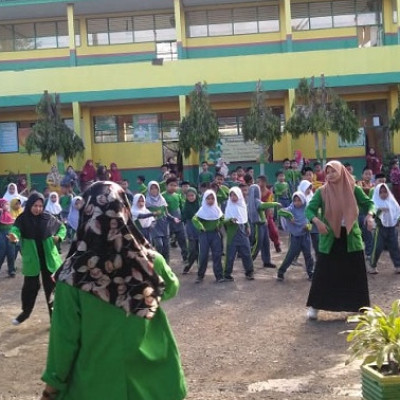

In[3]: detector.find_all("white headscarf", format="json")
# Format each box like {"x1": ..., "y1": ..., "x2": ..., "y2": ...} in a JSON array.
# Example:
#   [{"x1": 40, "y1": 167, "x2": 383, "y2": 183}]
[
  {"x1": 292, "y1": 190, "x2": 307, "y2": 205},
  {"x1": 196, "y1": 189, "x2": 223, "y2": 220},
  {"x1": 131, "y1": 193, "x2": 155, "y2": 229},
  {"x1": 67, "y1": 196, "x2": 83, "y2": 231},
  {"x1": 145, "y1": 181, "x2": 167, "y2": 208},
  {"x1": 3, "y1": 183, "x2": 27, "y2": 204},
  {"x1": 297, "y1": 180, "x2": 313, "y2": 204},
  {"x1": 224, "y1": 186, "x2": 248, "y2": 224},
  {"x1": 372, "y1": 183, "x2": 400, "y2": 227},
  {"x1": 45, "y1": 192, "x2": 62, "y2": 215}
]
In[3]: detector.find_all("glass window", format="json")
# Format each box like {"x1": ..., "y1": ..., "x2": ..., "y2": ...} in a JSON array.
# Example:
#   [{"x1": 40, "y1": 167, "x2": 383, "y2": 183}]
[
  {"x1": 132, "y1": 114, "x2": 160, "y2": 142},
  {"x1": 155, "y1": 14, "x2": 176, "y2": 41},
  {"x1": 309, "y1": 2, "x2": 333, "y2": 29},
  {"x1": 35, "y1": 21, "x2": 57, "y2": 49},
  {"x1": 218, "y1": 117, "x2": 239, "y2": 136},
  {"x1": 156, "y1": 41, "x2": 177, "y2": 61},
  {"x1": 258, "y1": 6, "x2": 280, "y2": 32},
  {"x1": 109, "y1": 17, "x2": 133, "y2": 44},
  {"x1": 291, "y1": 3, "x2": 310, "y2": 31},
  {"x1": 14, "y1": 23, "x2": 35, "y2": 50},
  {"x1": 333, "y1": 1, "x2": 356, "y2": 27},
  {"x1": 393, "y1": 0, "x2": 398, "y2": 23},
  {"x1": 134, "y1": 15, "x2": 155, "y2": 42},
  {"x1": 93, "y1": 116, "x2": 118, "y2": 143},
  {"x1": 356, "y1": 0, "x2": 382, "y2": 25},
  {"x1": 208, "y1": 9, "x2": 233, "y2": 36},
  {"x1": 186, "y1": 10, "x2": 208, "y2": 37},
  {"x1": 87, "y1": 19, "x2": 109, "y2": 45},
  {"x1": 0, "y1": 25, "x2": 14, "y2": 52},
  {"x1": 161, "y1": 114, "x2": 180, "y2": 141},
  {"x1": 233, "y1": 7, "x2": 257, "y2": 35},
  {"x1": 116, "y1": 115, "x2": 134, "y2": 142}
]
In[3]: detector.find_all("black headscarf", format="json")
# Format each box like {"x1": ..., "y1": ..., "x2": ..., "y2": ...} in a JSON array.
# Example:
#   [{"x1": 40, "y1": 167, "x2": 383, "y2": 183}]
[
  {"x1": 56, "y1": 181, "x2": 166, "y2": 319},
  {"x1": 13, "y1": 192, "x2": 62, "y2": 240}
]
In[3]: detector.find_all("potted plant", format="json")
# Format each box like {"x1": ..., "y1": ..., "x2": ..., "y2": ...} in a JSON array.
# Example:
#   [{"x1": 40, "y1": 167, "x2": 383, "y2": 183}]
[{"x1": 343, "y1": 300, "x2": 400, "y2": 400}]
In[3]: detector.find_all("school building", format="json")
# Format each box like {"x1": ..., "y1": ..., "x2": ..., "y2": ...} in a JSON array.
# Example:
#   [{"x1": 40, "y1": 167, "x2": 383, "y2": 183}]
[{"x1": 0, "y1": 0, "x2": 400, "y2": 188}]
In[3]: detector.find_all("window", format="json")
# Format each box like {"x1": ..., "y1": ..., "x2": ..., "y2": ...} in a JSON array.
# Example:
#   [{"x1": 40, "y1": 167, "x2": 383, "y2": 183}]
[
  {"x1": 309, "y1": 2, "x2": 333, "y2": 30},
  {"x1": 109, "y1": 17, "x2": 133, "y2": 44},
  {"x1": 93, "y1": 116, "x2": 118, "y2": 143},
  {"x1": 218, "y1": 117, "x2": 240, "y2": 136},
  {"x1": 0, "y1": 20, "x2": 80, "y2": 51},
  {"x1": 156, "y1": 41, "x2": 177, "y2": 61},
  {"x1": 186, "y1": 5, "x2": 280, "y2": 38},
  {"x1": 332, "y1": 1, "x2": 356, "y2": 27},
  {"x1": 291, "y1": 3, "x2": 310, "y2": 31},
  {"x1": 0, "y1": 122, "x2": 18, "y2": 153},
  {"x1": 87, "y1": 19, "x2": 109, "y2": 45},
  {"x1": 134, "y1": 15, "x2": 155, "y2": 42}
]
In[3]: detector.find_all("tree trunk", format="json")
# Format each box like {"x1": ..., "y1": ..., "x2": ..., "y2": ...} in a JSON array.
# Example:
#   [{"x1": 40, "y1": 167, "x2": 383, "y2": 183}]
[
  {"x1": 259, "y1": 144, "x2": 265, "y2": 175},
  {"x1": 57, "y1": 154, "x2": 65, "y2": 175},
  {"x1": 322, "y1": 134, "x2": 327, "y2": 165},
  {"x1": 313, "y1": 132, "x2": 321, "y2": 162}
]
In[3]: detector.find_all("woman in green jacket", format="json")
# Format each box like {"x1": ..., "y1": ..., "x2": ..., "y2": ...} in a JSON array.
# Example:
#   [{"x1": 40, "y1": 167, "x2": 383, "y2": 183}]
[
  {"x1": 305, "y1": 161, "x2": 374, "y2": 320},
  {"x1": 40, "y1": 181, "x2": 186, "y2": 400},
  {"x1": 9, "y1": 192, "x2": 66, "y2": 325}
]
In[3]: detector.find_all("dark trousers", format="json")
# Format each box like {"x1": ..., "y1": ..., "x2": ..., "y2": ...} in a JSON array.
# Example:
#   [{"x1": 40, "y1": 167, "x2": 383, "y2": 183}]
[
  {"x1": 170, "y1": 222, "x2": 188, "y2": 261},
  {"x1": 153, "y1": 236, "x2": 170, "y2": 263},
  {"x1": 250, "y1": 223, "x2": 271, "y2": 264},
  {"x1": 185, "y1": 221, "x2": 199, "y2": 268},
  {"x1": 278, "y1": 233, "x2": 314, "y2": 277},
  {"x1": 0, "y1": 231, "x2": 16, "y2": 275},
  {"x1": 225, "y1": 230, "x2": 253, "y2": 277},
  {"x1": 198, "y1": 231, "x2": 223, "y2": 280},
  {"x1": 371, "y1": 226, "x2": 400, "y2": 268},
  {"x1": 20, "y1": 263, "x2": 54, "y2": 321}
]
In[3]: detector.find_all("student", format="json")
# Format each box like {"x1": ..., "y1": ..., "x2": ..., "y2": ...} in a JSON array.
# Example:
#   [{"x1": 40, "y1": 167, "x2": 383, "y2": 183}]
[
  {"x1": 41, "y1": 181, "x2": 186, "y2": 400},
  {"x1": 146, "y1": 181, "x2": 178, "y2": 263},
  {"x1": 163, "y1": 177, "x2": 188, "y2": 263},
  {"x1": 247, "y1": 184, "x2": 280, "y2": 268},
  {"x1": 182, "y1": 187, "x2": 200, "y2": 274},
  {"x1": 66, "y1": 196, "x2": 83, "y2": 241},
  {"x1": 158, "y1": 163, "x2": 169, "y2": 182},
  {"x1": 8, "y1": 192, "x2": 66, "y2": 325},
  {"x1": 109, "y1": 162, "x2": 122, "y2": 183},
  {"x1": 3, "y1": 182, "x2": 27, "y2": 204},
  {"x1": 305, "y1": 161, "x2": 373, "y2": 320},
  {"x1": 239, "y1": 182, "x2": 249, "y2": 202},
  {"x1": 227, "y1": 170, "x2": 240, "y2": 187},
  {"x1": 368, "y1": 173, "x2": 386, "y2": 199},
  {"x1": 369, "y1": 183, "x2": 400, "y2": 274},
  {"x1": 80, "y1": 159, "x2": 97, "y2": 191},
  {"x1": 121, "y1": 179, "x2": 134, "y2": 203},
  {"x1": 285, "y1": 160, "x2": 302, "y2": 195},
  {"x1": 198, "y1": 161, "x2": 214, "y2": 185},
  {"x1": 213, "y1": 172, "x2": 230, "y2": 209},
  {"x1": 199, "y1": 182, "x2": 210, "y2": 199},
  {"x1": 192, "y1": 190, "x2": 224, "y2": 283},
  {"x1": 258, "y1": 175, "x2": 281, "y2": 253},
  {"x1": 59, "y1": 185, "x2": 73, "y2": 226},
  {"x1": 274, "y1": 170, "x2": 290, "y2": 208},
  {"x1": 136, "y1": 175, "x2": 147, "y2": 196},
  {"x1": 9, "y1": 198, "x2": 23, "y2": 220},
  {"x1": 302, "y1": 166, "x2": 322, "y2": 191},
  {"x1": 131, "y1": 193, "x2": 156, "y2": 243},
  {"x1": 313, "y1": 161, "x2": 325, "y2": 183},
  {"x1": 236, "y1": 166, "x2": 245, "y2": 183},
  {"x1": 390, "y1": 158, "x2": 400, "y2": 204},
  {"x1": 243, "y1": 173, "x2": 254, "y2": 186},
  {"x1": 224, "y1": 187, "x2": 254, "y2": 281},
  {"x1": 0, "y1": 198, "x2": 16, "y2": 277},
  {"x1": 276, "y1": 192, "x2": 314, "y2": 281},
  {"x1": 179, "y1": 181, "x2": 191, "y2": 204}
]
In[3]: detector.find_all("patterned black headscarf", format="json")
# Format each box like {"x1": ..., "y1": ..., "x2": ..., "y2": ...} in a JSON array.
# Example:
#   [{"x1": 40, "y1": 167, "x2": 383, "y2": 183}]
[{"x1": 56, "y1": 181, "x2": 165, "y2": 319}]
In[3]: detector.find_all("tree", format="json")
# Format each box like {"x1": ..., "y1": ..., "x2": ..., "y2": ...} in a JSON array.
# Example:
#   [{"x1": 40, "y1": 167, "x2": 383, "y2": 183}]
[
  {"x1": 389, "y1": 85, "x2": 400, "y2": 146},
  {"x1": 178, "y1": 82, "x2": 219, "y2": 162},
  {"x1": 285, "y1": 75, "x2": 359, "y2": 164},
  {"x1": 26, "y1": 91, "x2": 84, "y2": 173},
  {"x1": 242, "y1": 81, "x2": 282, "y2": 174}
]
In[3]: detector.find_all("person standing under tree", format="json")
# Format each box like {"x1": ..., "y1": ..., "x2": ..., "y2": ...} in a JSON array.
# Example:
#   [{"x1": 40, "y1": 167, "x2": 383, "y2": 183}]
[
  {"x1": 8, "y1": 192, "x2": 66, "y2": 325},
  {"x1": 305, "y1": 161, "x2": 374, "y2": 320}
]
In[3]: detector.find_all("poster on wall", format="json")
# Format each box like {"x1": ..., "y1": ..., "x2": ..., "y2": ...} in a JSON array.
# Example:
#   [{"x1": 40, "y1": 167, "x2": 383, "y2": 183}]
[
  {"x1": 132, "y1": 114, "x2": 159, "y2": 142},
  {"x1": 0, "y1": 122, "x2": 18, "y2": 153},
  {"x1": 220, "y1": 136, "x2": 261, "y2": 163},
  {"x1": 338, "y1": 127, "x2": 365, "y2": 148}
]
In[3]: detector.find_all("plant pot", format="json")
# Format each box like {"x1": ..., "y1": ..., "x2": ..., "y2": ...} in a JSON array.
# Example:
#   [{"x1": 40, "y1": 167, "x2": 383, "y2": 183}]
[{"x1": 361, "y1": 364, "x2": 400, "y2": 400}]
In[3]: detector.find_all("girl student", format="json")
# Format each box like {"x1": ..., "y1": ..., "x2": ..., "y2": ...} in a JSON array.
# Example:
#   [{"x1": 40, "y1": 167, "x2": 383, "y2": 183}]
[
  {"x1": 0, "y1": 198, "x2": 16, "y2": 277},
  {"x1": 66, "y1": 196, "x2": 83, "y2": 241},
  {"x1": 8, "y1": 192, "x2": 66, "y2": 325},
  {"x1": 369, "y1": 183, "x2": 400, "y2": 274},
  {"x1": 192, "y1": 189, "x2": 224, "y2": 283},
  {"x1": 276, "y1": 191, "x2": 314, "y2": 281},
  {"x1": 145, "y1": 181, "x2": 179, "y2": 263},
  {"x1": 131, "y1": 193, "x2": 156, "y2": 243},
  {"x1": 223, "y1": 187, "x2": 254, "y2": 281},
  {"x1": 45, "y1": 192, "x2": 63, "y2": 253},
  {"x1": 247, "y1": 184, "x2": 281, "y2": 268},
  {"x1": 181, "y1": 187, "x2": 200, "y2": 274}
]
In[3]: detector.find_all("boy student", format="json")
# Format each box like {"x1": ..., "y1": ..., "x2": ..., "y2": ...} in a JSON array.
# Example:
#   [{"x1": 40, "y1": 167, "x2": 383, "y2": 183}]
[
  {"x1": 179, "y1": 181, "x2": 191, "y2": 204},
  {"x1": 236, "y1": 166, "x2": 246, "y2": 183},
  {"x1": 121, "y1": 179, "x2": 134, "y2": 203},
  {"x1": 274, "y1": 170, "x2": 290, "y2": 208},
  {"x1": 213, "y1": 172, "x2": 230, "y2": 209},
  {"x1": 163, "y1": 177, "x2": 188, "y2": 264},
  {"x1": 285, "y1": 160, "x2": 302, "y2": 196},
  {"x1": 313, "y1": 161, "x2": 325, "y2": 183},
  {"x1": 228, "y1": 170, "x2": 240, "y2": 187},
  {"x1": 369, "y1": 183, "x2": 400, "y2": 274},
  {"x1": 276, "y1": 191, "x2": 314, "y2": 281},
  {"x1": 136, "y1": 175, "x2": 147, "y2": 196},
  {"x1": 158, "y1": 164, "x2": 169, "y2": 181},
  {"x1": 198, "y1": 161, "x2": 214, "y2": 185},
  {"x1": 244, "y1": 173, "x2": 254, "y2": 186},
  {"x1": 258, "y1": 175, "x2": 281, "y2": 253}
]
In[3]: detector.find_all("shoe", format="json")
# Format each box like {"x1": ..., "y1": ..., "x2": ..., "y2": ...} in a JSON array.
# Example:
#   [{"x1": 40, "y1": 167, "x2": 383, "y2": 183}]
[
  {"x1": 245, "y1": 273, "x2": 255, "y2": 281},
  {"x1": 307, "y1": 307, "x2": 319, "y2": 320},
  {"x1": 216, "y1": 278, "x2": 225, "y2": 283},
  {"x1": 275, "y1": 245, "x2": 282, "y2": 253},
  {"x1": 171, "y1": 242, "x2": 178, "y2": 248},
  {"x1": 8, "y1": 273, "x2": 16, "y2": 278},
  {"x1": 224, "y1": 276, "x2": 234, "y2": 282},
  {"x1": 395, "y1": 267, "x2": 400, "y2": 274},
  {"x1": 276, "y1": 272, "x2": 284, "y2": 281},
  {"x1": 367, "y1": 267, "x2": 378, "y2": 275},
  {"x1": 263, "y1": 263, "x2": 276, "y2": 269},
  {"x1": 195, "y1": 276, "x2": 203, "y2": 284},
  {"x1": 182, "y1": 264, "x2": 192, "y2": 275},
  {"x1": 11, "y1": 319, "x2": 20, "y2": 326},
  {"x1": 291, "y1": 260, "x2": 302, "y2": 267},
  {"x1": 11, "y1": 312, "x2": 29, "y2": 326}
]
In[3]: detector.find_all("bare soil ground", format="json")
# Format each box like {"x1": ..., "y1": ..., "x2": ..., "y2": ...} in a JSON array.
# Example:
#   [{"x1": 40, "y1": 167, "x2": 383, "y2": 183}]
[{"x1": 1, "y1": 232, "x2": 399, "y2": 400}]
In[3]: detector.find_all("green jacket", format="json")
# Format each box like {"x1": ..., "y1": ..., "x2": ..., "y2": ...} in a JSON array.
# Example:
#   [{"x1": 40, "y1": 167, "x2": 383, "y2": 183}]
[
  {"x1": 192, "y1": 215, "x2": 224, "y2": 232},
  {"x1": 223, "y1": 218, "x2": 250, "y2": 244},
  {"x1": 42, "y1": 254, "x2": 187, "y2": 400},
  {"x1": 10, "y1": 224, "x2": 66, "y2": 276},
  {"x1": 305, "y1": 186, "x2": 374, "y2": 254}
]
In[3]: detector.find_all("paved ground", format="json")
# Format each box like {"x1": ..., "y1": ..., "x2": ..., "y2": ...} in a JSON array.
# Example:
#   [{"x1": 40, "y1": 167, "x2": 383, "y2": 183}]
[{"x1": 0, "y1": 231, "x2": 399, "y2": 400}]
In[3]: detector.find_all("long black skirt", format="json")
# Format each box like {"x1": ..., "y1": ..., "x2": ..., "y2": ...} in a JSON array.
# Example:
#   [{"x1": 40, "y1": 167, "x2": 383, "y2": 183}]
[{"x1": 306, "y1": 228, "x2": 370, "y2": 312}]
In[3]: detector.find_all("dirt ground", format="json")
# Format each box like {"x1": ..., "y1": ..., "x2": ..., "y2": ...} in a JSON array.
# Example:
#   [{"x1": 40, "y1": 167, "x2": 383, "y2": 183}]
[{"x1": 1, "y1": 232, "x2": 399, "y2": 400}]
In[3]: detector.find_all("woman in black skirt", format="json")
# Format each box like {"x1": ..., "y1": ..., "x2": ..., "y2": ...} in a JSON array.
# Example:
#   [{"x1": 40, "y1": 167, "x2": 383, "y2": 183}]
[{"x1": 305, "y1": 160, "x2": 374, "y2": 320}]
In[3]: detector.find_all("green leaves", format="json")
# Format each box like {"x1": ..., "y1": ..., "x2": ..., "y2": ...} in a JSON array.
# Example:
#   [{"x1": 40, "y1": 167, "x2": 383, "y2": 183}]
[
  {"x1": 389, "y1": 86, "x2": 400, "y2": 136},
  {"x1": 26, "y1": 91, "x2": 84, "y2": 163},
  {"x1": 343, "y1": 300, "x2": 400, "y2": 375},
  {"x1": 242, "y1": 81, "x2": 282, "y2": 147},
  {"x1": 178, "y1": 82, "x2": 219, "y2": 159}
]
